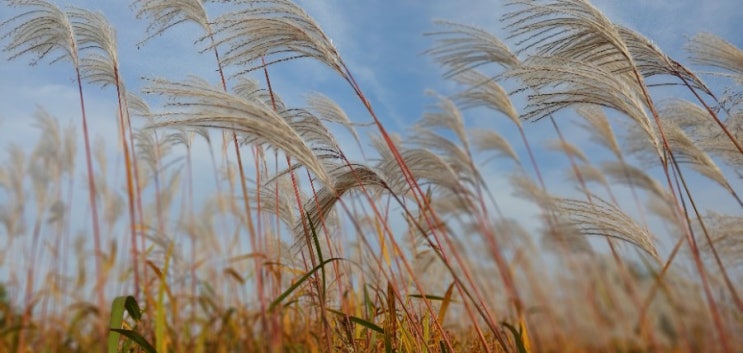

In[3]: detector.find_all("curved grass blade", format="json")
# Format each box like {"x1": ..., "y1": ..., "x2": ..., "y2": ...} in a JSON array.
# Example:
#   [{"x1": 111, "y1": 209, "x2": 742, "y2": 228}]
[
  {"x1": 108, "y1": 296, "x2": 144, "y2": 353},
  {"x1": 502, "y1": 321, "x2": 528, "y2": 353},
  {"x1": 268, "y1": 257, "x2": 343, "y2": 312},
  {"x1": 109, "y1": 329, "x2": 157, "y2": 353},
  {"x1": 326, "y1": 308, "x2": 384, "y2": 334}
]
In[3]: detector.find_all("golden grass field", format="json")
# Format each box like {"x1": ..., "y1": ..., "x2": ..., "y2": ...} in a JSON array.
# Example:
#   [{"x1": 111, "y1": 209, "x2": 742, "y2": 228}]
[{"x1": 1, "y1": 0, "x2": 742, "y2": 352}]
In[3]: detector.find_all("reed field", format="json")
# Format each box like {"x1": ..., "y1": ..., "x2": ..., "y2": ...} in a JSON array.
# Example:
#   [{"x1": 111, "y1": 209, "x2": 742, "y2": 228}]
[{"x1": 1, "y1": 0, "x2": 742, "y2": 351}]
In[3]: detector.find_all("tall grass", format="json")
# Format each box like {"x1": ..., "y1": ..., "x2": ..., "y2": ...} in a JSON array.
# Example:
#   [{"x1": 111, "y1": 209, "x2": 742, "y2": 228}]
[{"x1": 1, "y1": 0, "x2": 742, "y2": 352}]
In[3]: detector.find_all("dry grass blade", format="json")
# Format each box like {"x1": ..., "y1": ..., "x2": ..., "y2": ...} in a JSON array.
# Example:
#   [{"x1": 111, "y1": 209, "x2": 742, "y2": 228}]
[
  {"x1": 206, "y1": 0, "x2": 344, "y2": 77},
  {"x1": 452, "y1": 69, "x2": 520, "y2": 127},
  {"x1": 686, "y1": 32, "x2": 743, "y2": 82},
  {"x1": 553, "y1": 195, "x2": 660, "y2": 260},
  {"x1": 425, "y1": 20, "x2": 519, "y2": 77},
  {"x1": 143, "y1": 77, "x2": 332, "y2": 187}
]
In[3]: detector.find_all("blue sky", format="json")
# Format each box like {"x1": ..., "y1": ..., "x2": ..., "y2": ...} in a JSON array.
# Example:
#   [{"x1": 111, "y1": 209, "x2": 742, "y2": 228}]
[{"x1": 0, "y1": 0, "x2": 741, "y2": 259}]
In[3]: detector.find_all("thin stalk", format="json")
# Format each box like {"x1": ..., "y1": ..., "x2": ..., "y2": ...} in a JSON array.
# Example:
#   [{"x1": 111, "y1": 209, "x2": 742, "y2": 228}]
[
  {"x1": 630, "y1": 66, "x2": 731, "y2": 352},
  {"x1": 74, "y1": 65, "x2": 106, "y2": 344}
]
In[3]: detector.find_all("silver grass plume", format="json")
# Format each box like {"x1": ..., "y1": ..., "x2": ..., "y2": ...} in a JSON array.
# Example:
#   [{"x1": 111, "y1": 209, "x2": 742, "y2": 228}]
[
  {"x1": 700, "y1": 212, "x2": 743, "y2": 266},
  {"x1": 253, "y1": 175, "x2": 299, "y2": 227},
  {"x1": 576, "y1": 106, "x2": 621, "y2": 158},
  {"x1": 552, "y1": 195, "x2": 660, "y2": 260},
  {"x1": 206, "y1": 0, "x2": 344, "y2": 77},
  {"x1": 686, "y1": 33, "x2": 743, "y2": 83},
  {"x1": 132, "y1": 0, "x2": 212, "y2": 44},
  {"x1": 143, "y1": 76, "x2": 333, "y2": 187},
  {"x1": 294, "y1": 163, "x2": 388, "y2": 241},
  {"x1": 601, "y1": 161, "x2": 672, "y2": 202},
  {"x1": 1, "y1": 0, "x2": 79, "y2": 65},
  {"x1": 660, "y1": 120, "x2": 740, "y2": 203},
  {"x1": 618, "y1": 26, "x2": 711, "y2": 95},
  {"x1": 470, "y1": 130, "x2": 520, "y2": 164},
  {"x1": 232, "y1": 77, "x2": 285, "y2": 109},
  {"x1": 507, "y1": 56, "x2": 661, "y2": 157},
  {"x1": 663, "y1": 99, "x2": 743, "y2": 170},
  {"x1": 425, "y1": 20, "x2": 519, "y2": 77},
  {"x1": 451, "y1": 69, "x2": 520, "y2": 127},
  {"x1": 503, "y1": 0, "x2": 632, "y2": 70},
  {"x1": 306, "y1": 92, "x2": 365, "y2": 153},
  {"x1": 278, "y1": 107, "x2": 343, "y2": 160},
  {"x1": 0, "y1": 145, "x2": 27, "y2": 237},
  {"x1": 567, "y1": 164, "x2": 608, "y2": 187},
  {"x1": 546, "y1": 139, "x2": 588, "y2": 163},
  {"x1": 379, "y1": 147, "x2": 467, "y2": 198},
  {"x1": 67, "y1": 8, "x2": 121, "y2": 89}
]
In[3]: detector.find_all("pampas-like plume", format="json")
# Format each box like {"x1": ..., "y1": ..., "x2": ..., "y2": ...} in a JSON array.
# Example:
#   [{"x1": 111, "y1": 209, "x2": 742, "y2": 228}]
[
  {"x1": 686, "y1": 33, "x2": 743, "y2": 82},
  {"x1": 132, "y1": 0, "x2": 211, "y2": 44},
  {"x1": 206, "y1": 0, "x2": 344, "y2": 77},
  {"x1": 452, "y1": 69, "x2": 520, "y2": 127},
  {"x1": 425, "y1": 20, "x2": 519, "y2": 77},
  {"x1": 306, "y1": 92, "x2": 364, "y2": 152},
  {"x1": 661, "y1": 120, "x2": 740, "y2": 203},
  {"x1": 278, "y1": 108, "x2": 343, "y2": 160},
  {"x1": 663, "y1": 99, "x2": 743, "y2": 170},
  {"x1": 576, "y1": 106, "x2": 621, "y2": 157},
  {"x1": 553, "y1": 195, "x2": 660, "y2": 260},
  {"x1": 508, "y1": 56, "x2": 660, "y2": 157},
  {"x1": 1, "y1": 0, "x2": 79, "y2": 65},
  {"x1": 503, "y1": 0, "x2": 631, "y2": 69},
  {"x1": 568, "y1": 164, "x2": 608, "y2": 186},
  {"x1": 232, "y1": 77, "x2": 285, "y2": 109},
  {"x1": 143, "y1": 77, "x2": 333, "y2": 187},
  {"x1": 379, "y1": 147, "x2": 467, "y2": 197},
  {"x1": 547, "y1": 139, "x2": 588, "y2": 163},
  {"x1": 295, "y1": 163, "x2": 388, "y2": 240},
  {"x1": 601, "y1": 161, "x2": 671, "y2": 201},
  {"x1": 67, "y1": 8, "x2": 121, "y2": 87},
  {"x1": 254, "y1": 175, "x2": 299, "y2": 227},
  {"x1": 701, "y1": 212, "x2": 743, "y2": 266},
  {"x1": 419, "y1": 93, "x2": 469, "y2": 147},
  {"x1": 618, "y1": 26, "x2": 711, "y2": 94},
  {"x1": 470, "y1": 130, "x2": 520, "y2": 164},
  {"x1": 0, "y1": 145, "x2": 27, "y2": 237}
]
